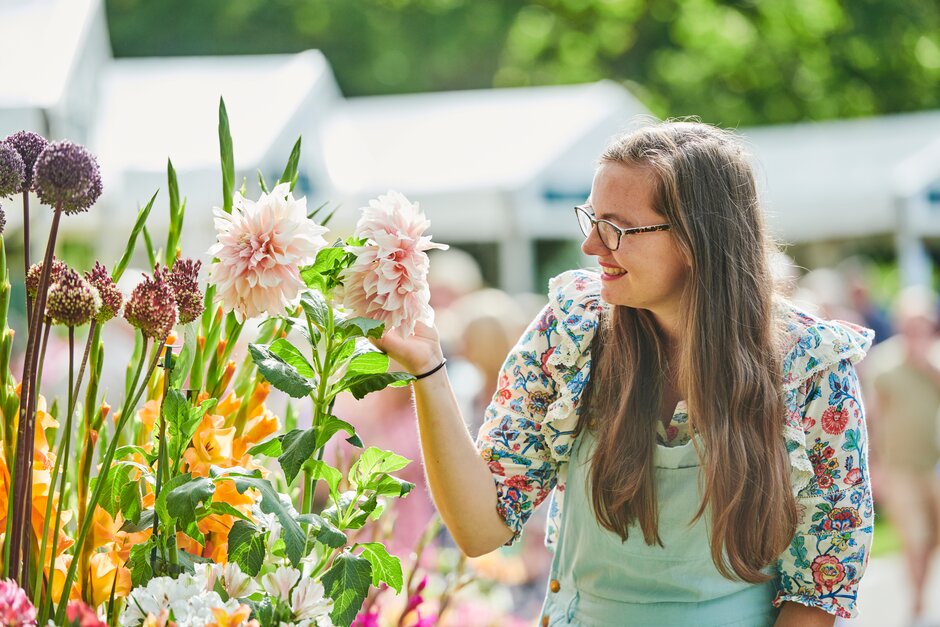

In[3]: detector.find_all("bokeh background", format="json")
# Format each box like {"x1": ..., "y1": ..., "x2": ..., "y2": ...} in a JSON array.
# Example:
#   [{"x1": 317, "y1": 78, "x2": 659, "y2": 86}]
[{"x1": 2, "y1": 1, "x2": 940, "y2": 625}]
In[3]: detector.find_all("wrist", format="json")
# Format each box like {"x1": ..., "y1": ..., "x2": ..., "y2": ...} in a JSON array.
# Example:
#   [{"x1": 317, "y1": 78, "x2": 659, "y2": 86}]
[{"x1": 413, "y1": 358, "x2": 447, "y2": 381}]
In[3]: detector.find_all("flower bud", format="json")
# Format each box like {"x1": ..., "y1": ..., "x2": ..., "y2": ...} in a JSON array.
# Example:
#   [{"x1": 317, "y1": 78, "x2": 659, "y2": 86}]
[{"x1": 46, "y1": 267, "x2": 101, "y2": 326}]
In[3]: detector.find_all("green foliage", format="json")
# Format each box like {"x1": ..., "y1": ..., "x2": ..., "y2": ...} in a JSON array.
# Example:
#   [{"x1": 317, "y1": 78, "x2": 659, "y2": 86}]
[
  {"x1": 357, "y1": 542, "x2": 403, "y2": 593},
  {"x1": 113, "y1": 190, "x2": 158, "y2": 282},
  {"x1": 248, "y1": 344, "x2": 315, "y2": 398},
  {"x1": 322, "y1": 552, "x2": 372, "y2": 627},
  {"x1": 107, "y1": 0, "x2": 940, "y2": 126},
  {"x1": 219, "y1": 98, "x2": 235, "y2": 214},
  {"x1": 227, "y1": 520, "x2": 266, "y2": 576}
]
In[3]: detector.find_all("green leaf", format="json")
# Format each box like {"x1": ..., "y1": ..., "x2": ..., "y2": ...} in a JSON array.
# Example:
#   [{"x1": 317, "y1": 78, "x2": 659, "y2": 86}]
[
  {"x1": 347, "y1": 351, "x2": 388, "y2": 376},
  {"x1": 120, "y1": 508, "x2": 155, "y2": 534},
  {"x1": 278, "y1": 136, "x2": 302, "y2": 191},
  {"x1": 142, "y1": 225, "x2": 157, "y2": 269},
  {"x1": 244, "y1": 597, "x2": 274, "y2": 626},
  {"x1": 357, "y1": 542, "x2": 403, "y2": 593},
  {"x1": 371, "y1": 474, "x2": 415, "y2": 499},
  {"x1": 227, "y1": 520, "x2": 266, "y2": 577},
  {"x1": 100, "y1": 464, "x2": 135, "y2": 518},
  {"x1": 316, "y1": 415, "x2": 357, "y2": 451},
  {"x1": 322, "y1": 552, "x2": 372, "y2": 627},
  {"x1": 336, "y1": 317, "x2": 385, "y2": 341},
  {"x1": 277, "y1": 428, "x2": 319, "y2": 485},
  {"x1": 300, "y1": 290, "x2": 331, "y2": 330},
  {"x1": 249, "y1": 344, "x2": 314, "y2": 399},
  {"x1": 349, "y1": 448, "x2": 410, "y2": 490},
  {"x1": 344, "y1": 372, "x2": 414, "y2": 400},
  {"x1": 269, "y1": 338, "x2": 316, "y2": 378},
  {"x1": 166, "y1": 476, "x2": 216, "y2": 543},
  {"x1": 209, "y1": 501, "x2": 251, "y2": 522},
  {"x1": 128, "y1": 541, "x2": 154, "y2": 588},
  {"x1": 113, "y1": 190, "x2": 158, "y2": 282},
  {"x1": 298, "y1": 512, "x2": 347, "y2": 548},
  {"x1": 166, "y1": 390, "x2": 215, "y2": 462},
  {"x1": 307, "y1": 459, "x2": 342, "y2": 503},
  {"x1": 214, "y1": 469, "x2": 306, "y2": 567},
  {"x1": 247, "y1": 437, "x2": 282, "y2": 457},
  {"x1": 166, "y1": 158, "x2": 182, "y2": 267},
  {"x1": 155, "y1": 473, "x2": 191, "y2": 528},
  {"x1": 219, "y1": 97, "x2": 235, "y2": 214},
  {"x1": 120, "y1": 479, "x2": 143, "y2": 524},
  {"x1": 257, "y1": 169, "x2": 269, "y2": 194}
]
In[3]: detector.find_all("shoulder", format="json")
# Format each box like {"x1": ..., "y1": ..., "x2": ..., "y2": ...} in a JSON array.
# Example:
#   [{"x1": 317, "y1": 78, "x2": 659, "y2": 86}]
[
  {"x1": 545, "y1": 269, "x2": 606, "y2": 355},
  {"x1": 774, "y1": 298, "x2": 875, "y2": 391}
]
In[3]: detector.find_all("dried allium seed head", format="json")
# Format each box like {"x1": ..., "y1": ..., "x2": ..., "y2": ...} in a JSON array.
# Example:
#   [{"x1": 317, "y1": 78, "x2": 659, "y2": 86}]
[
  {"x1": 124, "y1": 266, "x2": 177, "y2": 339},
  {"x1": 26, "y1": 258, "x2": 67, "y2": 298},
  {"x1": 46, "y1": 268, "x2": 101, "y2": 327},
  {"x1": 5, "y1": 130, "x2": 48, "y2": 190},
  {"x1": 84, "y1": 261, "x2": 124, "y2": 323},
  {"x1": 0, "y1": 141, "x2": 26, "y2": 198},
  {"x1": 168, "y1": 257, "x2": 204, "y2": 324},
  {"x1": 33, "y1": 141, "x2": 102, "y2": 214}
]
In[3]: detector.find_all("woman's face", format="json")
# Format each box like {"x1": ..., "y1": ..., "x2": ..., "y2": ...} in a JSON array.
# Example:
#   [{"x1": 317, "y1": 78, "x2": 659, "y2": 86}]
[{"x1": 581, "y1": 162, "x2": 691, "y2": 315}]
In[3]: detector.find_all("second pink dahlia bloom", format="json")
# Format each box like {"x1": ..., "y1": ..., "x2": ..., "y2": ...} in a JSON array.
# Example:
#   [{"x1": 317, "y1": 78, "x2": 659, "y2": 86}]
[
  {"x1": 208, "y1": 183, "x2": 328, "y2": 321},
  {"x1": 340, "y1": 190, "x2": 447, "y2": 336}
]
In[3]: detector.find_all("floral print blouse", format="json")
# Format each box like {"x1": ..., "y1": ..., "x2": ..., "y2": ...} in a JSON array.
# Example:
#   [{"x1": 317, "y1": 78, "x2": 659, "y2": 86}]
[{"x1": 475, "y1": 269, "x2": 875, "y2": 619}]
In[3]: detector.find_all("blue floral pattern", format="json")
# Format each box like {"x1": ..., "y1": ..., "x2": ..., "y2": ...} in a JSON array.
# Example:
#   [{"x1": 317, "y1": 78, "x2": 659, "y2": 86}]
[{"x1": 475, "y1": 269, "x2": 875, "y2": 619}]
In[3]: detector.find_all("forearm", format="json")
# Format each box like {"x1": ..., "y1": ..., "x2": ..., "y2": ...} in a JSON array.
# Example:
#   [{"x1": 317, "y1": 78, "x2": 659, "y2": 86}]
[
  {"x1": 412, "y1": 368, "x2": 515, "y2": 556},
  {"x1": 774, "y1": 601, "x2": 835, "y2": 626}
]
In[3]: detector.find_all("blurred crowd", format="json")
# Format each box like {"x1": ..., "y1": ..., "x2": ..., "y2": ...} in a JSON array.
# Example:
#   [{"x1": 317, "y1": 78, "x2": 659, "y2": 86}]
[{"x1": 331, "y1": 249, "x2": 940, "y2": 626}]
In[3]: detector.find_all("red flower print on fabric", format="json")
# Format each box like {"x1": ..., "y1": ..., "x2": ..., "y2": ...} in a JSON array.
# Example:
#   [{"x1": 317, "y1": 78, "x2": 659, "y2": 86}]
[
  {"x1": 821, "y1": 405, "x2": 850, "y2": 434},
  {"x1": 811, "y1": 555, "x2": 847, "y2": 591}
]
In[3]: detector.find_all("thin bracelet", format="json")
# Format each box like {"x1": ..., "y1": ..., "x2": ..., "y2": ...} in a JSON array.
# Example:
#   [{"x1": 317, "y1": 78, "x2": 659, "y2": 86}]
[{"x1": 413, "y1": 358, "x2": 447, "y2": 380}]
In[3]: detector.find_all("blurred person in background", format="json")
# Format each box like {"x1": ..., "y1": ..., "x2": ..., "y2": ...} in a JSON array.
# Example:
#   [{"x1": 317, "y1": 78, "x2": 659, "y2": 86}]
[{"x1": 865, "y1": 285, "x2": 940, "y2": 627}]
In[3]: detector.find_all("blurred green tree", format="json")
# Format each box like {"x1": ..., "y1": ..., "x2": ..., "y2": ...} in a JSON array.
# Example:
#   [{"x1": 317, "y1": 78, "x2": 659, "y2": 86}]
[{"x1": 106, "y1": 0, "x2": 940, "y2": 126}]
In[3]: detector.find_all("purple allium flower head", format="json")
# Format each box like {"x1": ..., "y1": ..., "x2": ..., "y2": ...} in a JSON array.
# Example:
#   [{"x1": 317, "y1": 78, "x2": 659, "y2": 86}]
[
  {"x1": 5, "y1": 130, "x2": 48, "y2": 190},
  {"x1": 33, "y1": 140, "x2": 102, "y2": 214},
  {"x1": 46, "y1": 267, "x2": 101, "y2": 327},
  {"x1": 0, "y1": 142, "x2": 26, "y2": 198},
  {"x1": 84, "y1": 261, "x2": 123, "y2": 323},
  {"x1": 167, "y1": 257, "x2": 204, "y2": 324},
  {"x1": 26, "y1": 257, "x2": 67, "y2": 298},
  {"x1": 124, "y1": 266, "x2": 177, "y2": 339},
  {"x1": 0, "y1": 578, "x2": 37, "y2": 626}
]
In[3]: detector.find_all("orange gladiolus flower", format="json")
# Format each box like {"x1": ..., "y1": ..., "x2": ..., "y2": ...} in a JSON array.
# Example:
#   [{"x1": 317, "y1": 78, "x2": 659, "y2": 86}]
[
  {"x1": 183, "y1": 413, "x2": 235, "y2": 476},
  {"x1": 209, "y1": 604, "x2": 258, "y2": 627},
  {"x1": 87, "y1": 551, "x2": 131, "y2": 607}
]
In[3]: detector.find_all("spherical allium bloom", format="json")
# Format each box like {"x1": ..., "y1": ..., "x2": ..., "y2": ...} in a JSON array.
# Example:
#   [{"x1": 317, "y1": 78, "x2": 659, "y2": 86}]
[
  {"x1": 25, "y1": 257, "x2": 67, "y2": 298},
  {"x1": 46, "y1": 267, "x2": 101, "y2": 326},
  {"x1": 0, "y1": 141, "x2": 26, "y2": 198},
  {"x1": 208, "y1": 182, "x2": 328, "y2": 321},
  {"x1": 4, "y1": 130, "x2": 48, "y2": 190},
  {"x1": 0, "y1": 578, "x2": 36, "y2": 626},
  {"x1": 124, "y1": 266, "x2": 177, "y2": 339},
  {"x1": 168, "y1": 257, "x2": 204, "y2": 324},
  {"x1": 339, "y1": 190, "x2": 447, "y2": 336},
  {"x1": 33, "y1": 140, "x2": 102, "y2": 214},
  {"x1": 84, "y1": 261, "x2": 124, "y2": 322}
]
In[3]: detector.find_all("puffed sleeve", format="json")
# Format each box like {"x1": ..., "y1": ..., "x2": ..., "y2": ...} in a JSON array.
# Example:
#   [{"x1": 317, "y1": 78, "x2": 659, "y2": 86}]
[
  {"x1": 475, "y1": 269, "x2": 602, "y2": 544},
  {"x1": 773, "y1": 310, "x2": 875, "y2": 619}
]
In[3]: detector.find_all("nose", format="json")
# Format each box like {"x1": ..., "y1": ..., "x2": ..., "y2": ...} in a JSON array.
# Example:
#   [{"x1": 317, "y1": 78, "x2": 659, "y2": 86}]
[{"x1": 580, "y1": 224, "x2": 608, "y2": 257}]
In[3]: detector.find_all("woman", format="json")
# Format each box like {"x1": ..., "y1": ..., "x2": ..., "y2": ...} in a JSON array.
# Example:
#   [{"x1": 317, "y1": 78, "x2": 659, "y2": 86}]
[{"x1": 378, "y1": 121, "x2": 874, "y2": 626}]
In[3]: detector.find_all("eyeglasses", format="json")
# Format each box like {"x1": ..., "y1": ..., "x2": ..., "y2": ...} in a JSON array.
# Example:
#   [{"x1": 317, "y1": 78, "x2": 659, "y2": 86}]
[{"x1": 574, "y1": 205, "x2": 671, "y2": 251}]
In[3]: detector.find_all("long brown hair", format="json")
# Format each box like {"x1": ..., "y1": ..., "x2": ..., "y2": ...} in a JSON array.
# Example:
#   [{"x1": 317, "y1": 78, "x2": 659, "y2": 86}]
[{"x1": 580, "y1": 121, "x2": 798, "y2": 582}]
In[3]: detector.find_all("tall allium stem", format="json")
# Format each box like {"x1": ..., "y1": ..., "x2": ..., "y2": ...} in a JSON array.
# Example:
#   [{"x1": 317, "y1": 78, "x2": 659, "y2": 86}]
[
  {"x1": 22, "y1": 192, "x2": 30, "y2": 322},
  {"x1": 36, "y1": 321, "x2": 96, "y2": 618},
  {"x1": 54, "y1": 335, "x2": 166, "y2": 623},
  {"x1": 10, "y1": 205, "x2": 62, "y2": 586}
]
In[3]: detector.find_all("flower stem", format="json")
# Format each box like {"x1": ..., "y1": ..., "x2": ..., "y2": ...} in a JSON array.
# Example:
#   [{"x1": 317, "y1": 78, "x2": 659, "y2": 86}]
[
  {"x1": 11, "y1": 205, "x2": 62, "y2": 586},
  {"x1": 54, "y1": 334, "x2": 165, "y2": 622},
  {"x1": 150, "y1": 347, "x2": 173, "y2": 573},
  {"x1": 22, "y1": 191, "x2": 31, "y2": 322}
]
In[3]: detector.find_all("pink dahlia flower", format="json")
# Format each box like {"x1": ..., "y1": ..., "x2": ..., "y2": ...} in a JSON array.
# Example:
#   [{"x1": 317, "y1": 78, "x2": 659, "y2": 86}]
[
  {"x1": 208, "y1": 183, "x2": 328, "y2": 321},
  {"x1": 0, "y1": 579, "x2": 37, "y2": 626},
  {"x1": 340, "y1": 190, "x2": 447, "y2": 336}
]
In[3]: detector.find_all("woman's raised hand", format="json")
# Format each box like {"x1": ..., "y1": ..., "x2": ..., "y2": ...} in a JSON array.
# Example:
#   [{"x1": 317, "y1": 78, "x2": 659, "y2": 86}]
[{"x1": 371, "y1": 321, "x2": 445, "y2": 376}]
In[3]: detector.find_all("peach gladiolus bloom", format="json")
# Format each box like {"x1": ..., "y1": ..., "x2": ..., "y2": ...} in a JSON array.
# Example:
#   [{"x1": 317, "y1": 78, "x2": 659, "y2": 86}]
[
  {"x1": 87, "y1": 551, "x2": 131, "y2": 607},
  {"x1": 183, "y1": 413, "x2": 235, "y2": 476},
  {"x1": 47, "y1": 554, "x2": 81, "y2": 604},
  {"x1": 209, "y1": 604, "x2": 258, "y2": 627}
]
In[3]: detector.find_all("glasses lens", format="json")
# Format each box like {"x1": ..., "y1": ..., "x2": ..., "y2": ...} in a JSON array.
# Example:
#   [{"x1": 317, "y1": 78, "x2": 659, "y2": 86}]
[
  {"x1": 597, "y1": 222, "x2": 619, "y2": 250},
  {"x1": 575, "y1": 208, "x2": 593, "y2": 238}
]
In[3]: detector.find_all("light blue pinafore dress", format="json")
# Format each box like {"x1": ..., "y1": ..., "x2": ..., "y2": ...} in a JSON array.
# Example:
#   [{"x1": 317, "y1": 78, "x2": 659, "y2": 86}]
[{"x1": 539, "y1": 429, "x2": 780, "y2": 626}]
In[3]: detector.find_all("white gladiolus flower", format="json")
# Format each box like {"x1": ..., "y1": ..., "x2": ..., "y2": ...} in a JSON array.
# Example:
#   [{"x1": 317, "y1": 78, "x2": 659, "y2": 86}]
[
  {"x1": 262, "y1": 565, "x2": 301, "y2": 601},
  {"x1": 217, "y1": 562, "x2": 259, "y2": 599},
  {"x1": 291, "y1": 579, "x2": 334, "y2": 624}
]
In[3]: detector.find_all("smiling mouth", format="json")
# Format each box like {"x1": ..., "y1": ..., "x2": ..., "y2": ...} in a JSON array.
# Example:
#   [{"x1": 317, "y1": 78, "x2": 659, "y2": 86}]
[{"x1": 600, "y1": 266, "x2": 627, "y2": 276}]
